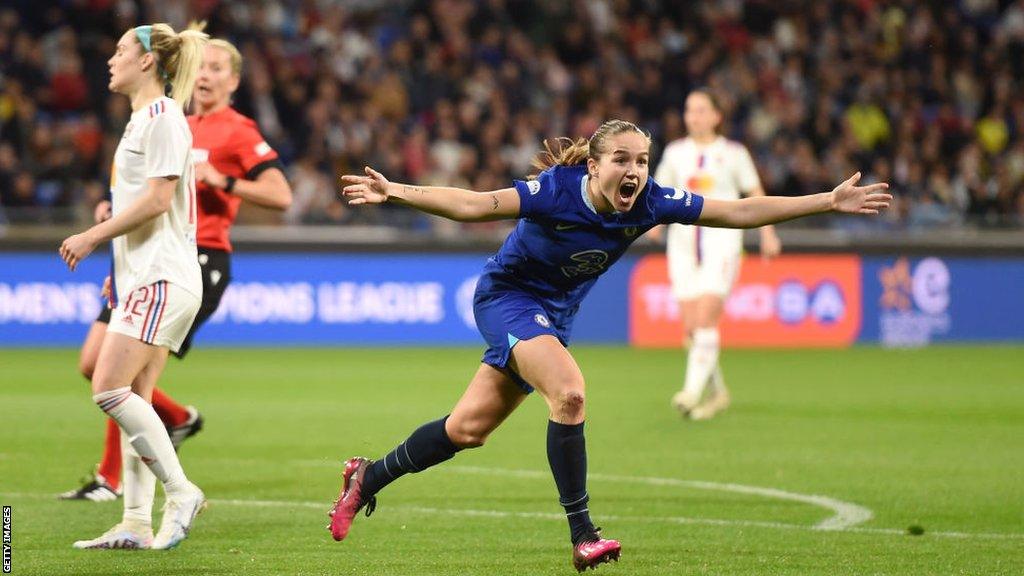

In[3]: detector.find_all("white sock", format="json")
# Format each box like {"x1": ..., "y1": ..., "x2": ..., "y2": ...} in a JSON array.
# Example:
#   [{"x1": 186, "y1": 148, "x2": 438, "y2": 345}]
[
  {"x1": 93, "y1": 387, "x2": 190, "y2": 497},
  {"x1": 709, "y1": 363, "x2": 728, "y2": 396},
  {"x1": 120, "y1": 430, "x2": 156, "y2": 525},
  {"x1": 681, "y1": 327, "x2": 720, "y2": 401}
]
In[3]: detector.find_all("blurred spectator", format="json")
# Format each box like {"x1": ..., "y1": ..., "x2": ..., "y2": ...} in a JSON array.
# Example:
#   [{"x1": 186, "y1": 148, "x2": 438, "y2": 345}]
[{"x1": 1, "y1": 0, "x2": 1023, "y2": 230}]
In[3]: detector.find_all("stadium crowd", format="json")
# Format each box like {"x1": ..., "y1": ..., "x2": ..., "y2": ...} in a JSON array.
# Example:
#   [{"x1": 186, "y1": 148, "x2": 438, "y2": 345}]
[{"x1": 2, "y1": 0, "x2": 1023, "y2": 231}]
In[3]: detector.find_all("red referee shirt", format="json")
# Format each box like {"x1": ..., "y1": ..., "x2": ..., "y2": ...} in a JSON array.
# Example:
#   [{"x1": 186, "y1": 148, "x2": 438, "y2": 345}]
[{"x1": 188, "y1": 106, "x2": 281, "y2": 252}]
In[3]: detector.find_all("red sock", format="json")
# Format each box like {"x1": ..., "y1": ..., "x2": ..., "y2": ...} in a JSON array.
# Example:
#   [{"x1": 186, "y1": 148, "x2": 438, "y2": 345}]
[
  {"x1": 151, "y1": 387, "x2": 190, "y2": 427},
  {"x1": 97, "y1": 418, "x2": 122, "y2": 490}
]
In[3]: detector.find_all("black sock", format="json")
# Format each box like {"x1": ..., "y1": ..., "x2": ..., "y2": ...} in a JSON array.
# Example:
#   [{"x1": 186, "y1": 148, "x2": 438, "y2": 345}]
[
  {"x1": 547, "y1": 420, "x2": 596, "y2": 545},
  {"x1": 361, "y1": 415, "x2": 462, "y2": 499}
]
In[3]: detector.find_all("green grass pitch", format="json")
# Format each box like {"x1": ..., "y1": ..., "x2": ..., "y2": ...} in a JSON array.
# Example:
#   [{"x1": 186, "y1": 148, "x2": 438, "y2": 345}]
[{"x1": 1, "y1": 345, "x2": 1021, "y2": 575}]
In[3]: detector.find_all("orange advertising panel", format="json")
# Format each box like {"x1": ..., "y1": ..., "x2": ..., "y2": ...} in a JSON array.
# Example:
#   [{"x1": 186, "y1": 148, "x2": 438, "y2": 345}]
[{"x1": 629, "y1": 254, "x2": 862, "y2": 348}]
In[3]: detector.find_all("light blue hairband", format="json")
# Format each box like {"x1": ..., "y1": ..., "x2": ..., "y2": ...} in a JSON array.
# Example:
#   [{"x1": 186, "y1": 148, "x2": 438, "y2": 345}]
[
  {"x1": 133, "y1": 25, "x2": 169, "y2": 81},
  {"x1": 134, "y1": 25, "x2": 153, "y2": 52}
]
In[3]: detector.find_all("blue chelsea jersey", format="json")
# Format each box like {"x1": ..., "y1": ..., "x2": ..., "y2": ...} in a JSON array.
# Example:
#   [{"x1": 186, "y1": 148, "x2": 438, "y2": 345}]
[{"x1": 480, "y1": 164, "x2": 704, "y2": 314}]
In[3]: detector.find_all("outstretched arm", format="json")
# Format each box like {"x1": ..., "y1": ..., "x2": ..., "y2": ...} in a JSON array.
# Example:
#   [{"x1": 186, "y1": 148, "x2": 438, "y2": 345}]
[
  {"x1": 697, "y1": 172, "x2": 891, "y2": 229},
  {"x1": 340, "y1": 166, "x2": 521, "y2": 222}
]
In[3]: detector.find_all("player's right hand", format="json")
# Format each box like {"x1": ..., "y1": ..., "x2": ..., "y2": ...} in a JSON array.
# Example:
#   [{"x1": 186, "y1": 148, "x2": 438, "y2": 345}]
[
  {"x1": 94, "y1": 200, "x2": 112, "y2": 223},
  {"x1": 340, "y1": 166, "x2": 390, "y2": 205},
  {"x1": 59, "y1": 231, "x2": 98, "y2": 272}
]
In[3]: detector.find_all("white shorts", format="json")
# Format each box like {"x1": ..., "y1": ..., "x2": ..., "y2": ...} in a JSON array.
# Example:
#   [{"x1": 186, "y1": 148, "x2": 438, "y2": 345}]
[
  {"x1": 666, "y1": 223, "x2": 742, "y2": 300},
  {"x1": 107, "y1": 280, "x2": 201, "y2": 353}
]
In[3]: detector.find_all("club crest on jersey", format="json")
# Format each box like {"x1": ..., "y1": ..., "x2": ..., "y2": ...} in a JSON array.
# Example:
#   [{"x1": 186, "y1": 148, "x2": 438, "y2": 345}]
[
  {"x1": 623, "y1": 226, "x2": 640, "y2": 238},
  {"x1": 526, "y1": 180, "x2": 541, "y2": 195},
  {"x1": 534, "y1": 314, "x2": 550, "y2": 328}
]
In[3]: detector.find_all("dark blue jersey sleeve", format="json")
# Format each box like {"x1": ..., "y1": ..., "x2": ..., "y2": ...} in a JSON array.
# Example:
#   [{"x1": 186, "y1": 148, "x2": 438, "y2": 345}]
[
  {"x1": 513, "y1": 168, "x2": 560, "y2": 219},
  {"x1": 651, "y1": 182, "x2": 704, "y2": 224}
]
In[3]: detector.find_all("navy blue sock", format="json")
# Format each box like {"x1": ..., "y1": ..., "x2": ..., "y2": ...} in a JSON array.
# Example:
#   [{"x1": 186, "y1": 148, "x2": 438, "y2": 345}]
[
  {"x1": 361, "y1": 415, "x2": 461, "y2": 499},
  {"x1": 547, "y1": 420, "x2": 596, "y2": 545}
]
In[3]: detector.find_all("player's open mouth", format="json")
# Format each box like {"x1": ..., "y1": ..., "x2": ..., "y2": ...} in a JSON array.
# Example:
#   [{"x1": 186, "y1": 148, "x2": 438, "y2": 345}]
[
  {"x1": 197, "y1": 85, "x2": 212, "y2": 95},
  {"x1": 618, "y1": 181, "x2": 638, "y2": 200}
]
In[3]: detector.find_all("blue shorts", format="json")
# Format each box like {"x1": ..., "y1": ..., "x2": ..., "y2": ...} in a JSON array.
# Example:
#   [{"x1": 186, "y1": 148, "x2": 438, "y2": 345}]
[{"x1": 474, "y1": 285, "x2": 573, "y2": 395}]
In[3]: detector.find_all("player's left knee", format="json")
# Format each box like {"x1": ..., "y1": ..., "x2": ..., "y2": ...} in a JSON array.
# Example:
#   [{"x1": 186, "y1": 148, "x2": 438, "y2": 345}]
[{"x1": 555, "y1": 389, "x2": 586, "y2": 421}]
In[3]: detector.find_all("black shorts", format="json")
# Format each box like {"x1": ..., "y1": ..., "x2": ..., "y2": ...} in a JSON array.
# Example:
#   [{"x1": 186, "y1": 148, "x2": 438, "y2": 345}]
[{"x1": 96, "y1": 247, "x2": 232, "y2": 359}]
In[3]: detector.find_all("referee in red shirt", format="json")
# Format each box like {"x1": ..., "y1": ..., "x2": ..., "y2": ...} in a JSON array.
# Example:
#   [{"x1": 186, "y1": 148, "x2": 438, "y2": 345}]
[
  {"x1": 62, "y1": 38, "x2": 292, "y2": 501},
  {"x1": 186, "y1": 40, "x2": 291, "y2": 356}
]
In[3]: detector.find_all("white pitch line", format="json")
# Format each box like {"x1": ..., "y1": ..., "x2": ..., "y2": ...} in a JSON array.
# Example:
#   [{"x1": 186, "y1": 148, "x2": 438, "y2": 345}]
[
  {"x1": 124, "y1": 497, "x2": 1024, "y2": 540},
  {"x1": 441, "y1": 465, "x2": 874, "y2": 531},
  {"x1": 2, "y1": 492, "x2": 1022, "y2": 540},
  {"x1": 299, "y1": 459, "x2": 870, "y2": 530}
]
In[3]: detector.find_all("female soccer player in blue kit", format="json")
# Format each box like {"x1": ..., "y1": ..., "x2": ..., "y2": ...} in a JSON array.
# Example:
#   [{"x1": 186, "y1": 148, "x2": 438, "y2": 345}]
[{"x1": 329, "y1": 120, "x2": 890, "y2": 572}]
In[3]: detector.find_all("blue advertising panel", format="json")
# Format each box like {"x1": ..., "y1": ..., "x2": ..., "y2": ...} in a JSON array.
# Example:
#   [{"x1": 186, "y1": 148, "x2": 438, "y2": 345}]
[
  {"x1": 860, "y1": 256, "x2": 1024, "y2": 345},
  {"x1": 0, "y1": 252, "x2": 630, "y2": 347},
  {"x1": 0, "y1": 253, "x2": 108, "y2": 346}
]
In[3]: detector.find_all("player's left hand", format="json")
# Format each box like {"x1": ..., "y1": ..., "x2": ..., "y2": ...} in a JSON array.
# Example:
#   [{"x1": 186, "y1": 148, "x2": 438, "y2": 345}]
[
  {"x1": 59, "y1": 231, "x2": 98, "y2": 272},
  {"x1": 340, "y1": 166, "x2": 390, "y2": 205},
  {"x1": 196, "y1": 162, "x2": 227, "y2": 189},
  {"x1": 830, "y1": 172, "x2": 892, "y2": 215}
]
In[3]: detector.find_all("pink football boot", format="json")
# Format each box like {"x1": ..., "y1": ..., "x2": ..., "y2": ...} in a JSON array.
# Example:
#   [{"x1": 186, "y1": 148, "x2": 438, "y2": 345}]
[
  {"x1": 572, "y1": 533, "x2": 621, "y2": 572},
  {"x1": 327, "y1": 457, "x2": 376, "y2": 541}
]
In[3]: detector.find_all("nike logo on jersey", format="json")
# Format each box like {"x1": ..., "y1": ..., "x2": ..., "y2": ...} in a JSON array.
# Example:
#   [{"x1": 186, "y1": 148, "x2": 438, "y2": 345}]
[{"x1": 555, "y1": 223, "x2": 579, "y2": 231}]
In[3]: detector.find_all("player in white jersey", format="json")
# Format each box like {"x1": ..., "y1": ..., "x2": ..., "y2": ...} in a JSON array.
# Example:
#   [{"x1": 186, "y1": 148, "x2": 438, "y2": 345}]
[
  {"x1": 58, "y1": 22, "x2": 209, "y2": 551},
  {"x1": 654, "y1": 89, "x2": 782, "y2": 421}
]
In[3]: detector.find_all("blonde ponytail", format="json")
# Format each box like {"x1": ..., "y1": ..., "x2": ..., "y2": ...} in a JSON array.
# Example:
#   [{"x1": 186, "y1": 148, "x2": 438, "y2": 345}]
[
  {"x1": 528, "y1": 120, "x2": 651, "y2": 178},
  {"x1": 147, "y1": 22, "x2": 209, "y2": 108},
  {"x1": 529, "y1": 137, "x2": 590, "y2": 178}
]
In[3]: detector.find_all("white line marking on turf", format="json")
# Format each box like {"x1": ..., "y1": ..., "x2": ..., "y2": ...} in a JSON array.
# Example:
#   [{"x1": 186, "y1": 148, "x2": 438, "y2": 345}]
[
  {"x1": 443, "y1": 465, "x2": 873, "y2": 531},
  {"x1": 297, "y1": 461, "x2": 1024, "y2": 540},
  {"x1": 3, "y1": 491, "x2": 1022, "y2": 540},
  {"x1": 139, "y1": 498, "x2": 1024, "y2": 540}
]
